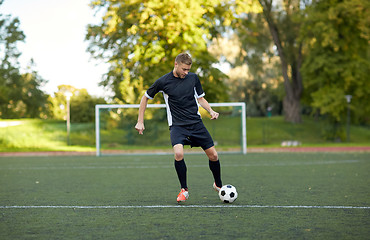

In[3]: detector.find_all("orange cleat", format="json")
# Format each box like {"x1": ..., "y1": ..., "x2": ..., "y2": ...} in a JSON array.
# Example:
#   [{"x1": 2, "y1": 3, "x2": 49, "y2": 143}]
[
  {"x1": 213, "y1": 182, "x2": 221, "y2": 192},
  {"x1": 176, "y1": 188, "x2": 189, "y2": 202}
]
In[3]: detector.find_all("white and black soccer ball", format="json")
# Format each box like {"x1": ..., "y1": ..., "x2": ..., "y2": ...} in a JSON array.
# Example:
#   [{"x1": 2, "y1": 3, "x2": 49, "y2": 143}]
[{"x1": 218, "y1": 184, "x2": 238, "y2": 203}]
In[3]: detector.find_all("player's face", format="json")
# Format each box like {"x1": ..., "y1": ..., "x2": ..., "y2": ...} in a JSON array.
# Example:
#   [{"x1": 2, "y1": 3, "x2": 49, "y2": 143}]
[{"x1": 174, "y1": 62, "x2": 191, "y2": 79}]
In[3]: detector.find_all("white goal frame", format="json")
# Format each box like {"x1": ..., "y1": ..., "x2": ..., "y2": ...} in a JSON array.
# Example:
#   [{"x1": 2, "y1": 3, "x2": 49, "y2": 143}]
[{"x1": 95, "y1": 102, "x2": 247, "y2": 156}]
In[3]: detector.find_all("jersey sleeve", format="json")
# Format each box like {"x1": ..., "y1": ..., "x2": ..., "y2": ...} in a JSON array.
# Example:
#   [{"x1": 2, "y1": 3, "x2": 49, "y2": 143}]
[
  {"x1": 145, "y1": 78, "x2": 162, "y2": 99},
  {"x1": 194, "y1": 74, "x2": 205, "y2": 98}
]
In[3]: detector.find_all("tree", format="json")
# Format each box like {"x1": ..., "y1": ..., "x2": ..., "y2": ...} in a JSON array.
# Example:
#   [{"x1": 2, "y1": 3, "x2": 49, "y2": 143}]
[
  {"x1": 19, "y1": 60, "x2": 50, "y2": 118},
  {"x1": 0, "y1": 8, "x2": 49, "y2": 119},
  {"x1": 258, "y1": 0, "x2": 306, "y2": 123},
  {"x1": 209, "y1": 33, "x2": 283, "y2": 117},
  {"x1": 50, "y1": 85, "x2": 106, "y2": 123},
  {"x1": 70, "y1": 89, "x2": 106, "y2": 123},
  {"x1": 301, "y1": 0, "x2": 370, "y2": 127},
  {"x1": 86, "y1": 0, "x2": 252, "y2": 104},
  {"x1": 50, "y1": 85, "x2": 77, "y2": 120}
]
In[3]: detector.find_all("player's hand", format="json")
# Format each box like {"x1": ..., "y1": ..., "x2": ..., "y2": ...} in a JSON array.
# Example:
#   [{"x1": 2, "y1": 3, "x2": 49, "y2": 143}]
[
  {"x1": 135, "y1": 122, "x2": 145, "y2": 135},
  {"x1": 210, "y1": 110, "x2": 219, "y2": 120}
]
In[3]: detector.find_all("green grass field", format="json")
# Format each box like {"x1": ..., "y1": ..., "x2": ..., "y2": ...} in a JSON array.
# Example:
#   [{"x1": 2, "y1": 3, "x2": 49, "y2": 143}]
[
  {"x1": 1, "y1": 117, "x2": 370, "y2": 152},
  {"x1": 1, "y1": 152, "x2": 369, "y2": 239}
]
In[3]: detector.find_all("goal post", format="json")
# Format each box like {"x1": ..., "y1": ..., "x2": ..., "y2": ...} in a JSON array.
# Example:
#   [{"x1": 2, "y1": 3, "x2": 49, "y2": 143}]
[{"x1": 95, "y1": 102, "x2": 247, "y2": 156}]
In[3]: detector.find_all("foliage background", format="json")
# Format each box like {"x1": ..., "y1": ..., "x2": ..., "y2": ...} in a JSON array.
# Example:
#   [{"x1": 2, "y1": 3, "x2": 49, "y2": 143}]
[{"x1": 0, "y1": 0, "x2": 369, "y2": 141}]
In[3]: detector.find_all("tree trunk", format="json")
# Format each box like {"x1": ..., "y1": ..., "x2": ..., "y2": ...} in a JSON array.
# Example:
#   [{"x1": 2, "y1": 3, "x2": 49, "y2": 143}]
[
  {"x1": 259, "y1": 0, "x2": 303, "y2": 123},
  {"x1": 283, "y1": 95, "x2": 301, "y2": 123}
]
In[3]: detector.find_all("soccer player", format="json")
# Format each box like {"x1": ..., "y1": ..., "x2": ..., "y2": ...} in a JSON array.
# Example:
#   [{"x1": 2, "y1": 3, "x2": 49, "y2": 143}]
[{"x1": 135, "y1": 53, "x2": 223, "y2": 202}]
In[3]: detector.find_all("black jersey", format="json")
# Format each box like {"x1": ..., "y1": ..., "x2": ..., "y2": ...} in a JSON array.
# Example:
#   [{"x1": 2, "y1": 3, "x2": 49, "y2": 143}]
[{"x1": 145, "y1": 71, "x2": 205, "y2": 126}]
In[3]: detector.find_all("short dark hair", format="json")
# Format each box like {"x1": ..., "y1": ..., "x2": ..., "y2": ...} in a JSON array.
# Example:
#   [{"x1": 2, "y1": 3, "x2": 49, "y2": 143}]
[{"x1": 175, "y1": 53, "x2": 192, "y2": 65}]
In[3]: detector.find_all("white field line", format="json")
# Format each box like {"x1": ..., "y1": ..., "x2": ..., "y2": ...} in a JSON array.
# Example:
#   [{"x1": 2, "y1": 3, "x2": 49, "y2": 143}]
[
  {"x1": 0, "y1": 160, "x2": 361, "y2": 170},
  {"x1": 0, "y1": 205, "x2": 369, "y2": 209}
]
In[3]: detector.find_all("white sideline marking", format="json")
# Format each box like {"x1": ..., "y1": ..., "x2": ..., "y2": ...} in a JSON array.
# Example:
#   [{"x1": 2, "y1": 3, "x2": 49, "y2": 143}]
[
  {"x1": 0, "y1": 205, "x2": 369, "y2": 209},
  {"x1": 0, "y1": 160, "x2": 361, "y2": 170}
]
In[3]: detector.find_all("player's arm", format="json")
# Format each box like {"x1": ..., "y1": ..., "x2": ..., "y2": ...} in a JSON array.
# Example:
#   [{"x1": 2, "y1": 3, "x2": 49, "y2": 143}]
[
  {"x1": 198, "y1": 97, "x2": 219, "y2": 120},
  {"x1": 135, "y1": 95, "x2": 149, "y2": 134}
]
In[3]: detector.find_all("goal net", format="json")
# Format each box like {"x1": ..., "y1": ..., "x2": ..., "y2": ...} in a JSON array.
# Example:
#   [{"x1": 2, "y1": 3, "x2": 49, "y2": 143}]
[{"x1": 95, "y1": 103, "x2": 246, "y2": 156}]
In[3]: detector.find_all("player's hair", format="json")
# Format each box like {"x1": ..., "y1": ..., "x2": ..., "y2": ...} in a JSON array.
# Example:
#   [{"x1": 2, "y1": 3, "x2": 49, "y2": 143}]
[{"x1": 175, "y1": 53, "x2": 192, "y2": 65}]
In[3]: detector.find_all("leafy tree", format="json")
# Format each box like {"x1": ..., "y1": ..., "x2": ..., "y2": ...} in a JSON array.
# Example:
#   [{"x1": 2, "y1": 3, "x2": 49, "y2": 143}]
[
  {"x1": 0, "y1": 7, "x2": 49, "y2": 119},
  {"x1": 49, "y1": 85, "x2": 77, "y2": 120},
  {"x1": 301, "y1": 0, "x2": 370, "y2": 127},
  {"x1": 0, "y1": 11, "x2": 25, "y2": 118},
  {"x1": 19, "y1": 60, "x2": 50, "y2": 118},
  {"x1": 86, "y1": 0, "x2": 258, "y2": 104},
  {"x1": 70, "y1": 89, "x2": 106, "y2": 123},
  {"x1": 50, "y1": 85, "x2": 106, "y2": 123},
  {"x1": 209, "y1": 34, "x2": 283, "y2": 117},
  {"x1": 257, "y1": 0, "x2": 307, "y2": 123}
]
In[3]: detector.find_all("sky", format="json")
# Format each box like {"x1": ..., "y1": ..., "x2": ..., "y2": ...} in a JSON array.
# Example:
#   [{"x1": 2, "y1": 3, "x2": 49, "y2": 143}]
[{"x1": 1, "y1": 0, "x2": 109, "y2": 97}]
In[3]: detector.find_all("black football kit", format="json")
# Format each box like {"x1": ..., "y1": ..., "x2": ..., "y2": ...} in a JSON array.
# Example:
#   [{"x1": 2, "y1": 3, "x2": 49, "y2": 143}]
[{"x1": 145, "y1": 71, "x2": 214, "y2": 150}]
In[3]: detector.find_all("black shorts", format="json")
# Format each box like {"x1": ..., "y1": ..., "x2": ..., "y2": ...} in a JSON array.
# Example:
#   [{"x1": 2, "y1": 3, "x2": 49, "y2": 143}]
[{"x1": 170, "y1": 121, "x2": 214, "y2": 150}]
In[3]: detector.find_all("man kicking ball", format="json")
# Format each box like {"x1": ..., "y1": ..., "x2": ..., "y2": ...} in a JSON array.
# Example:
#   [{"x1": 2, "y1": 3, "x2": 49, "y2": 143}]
[{"x1": 135, "y1": 53, "x2": 222, "y2": 202}]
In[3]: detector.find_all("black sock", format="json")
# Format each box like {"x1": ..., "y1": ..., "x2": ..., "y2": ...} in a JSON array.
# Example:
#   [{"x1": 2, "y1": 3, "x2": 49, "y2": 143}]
[
  {"x1": 174, "y1": 159, "x2": 187, "y2": 190},
  {"x1": 209, "y1": 159, "x2": 222, "y2": 188}
]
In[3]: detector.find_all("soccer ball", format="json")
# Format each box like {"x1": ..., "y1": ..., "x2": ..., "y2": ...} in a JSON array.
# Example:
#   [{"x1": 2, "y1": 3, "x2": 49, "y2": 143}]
[{"x1": 218, "y1": 184, "x2": 238, "y2": 203}]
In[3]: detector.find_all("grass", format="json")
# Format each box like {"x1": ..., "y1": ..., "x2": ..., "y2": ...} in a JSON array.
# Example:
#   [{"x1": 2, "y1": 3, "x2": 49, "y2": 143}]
[
  {"x1": 0, "y1": 116, "x2": 369, "y2": 152},
  {"x1": 246, "y1": 117, "x2": 370, "y2": 146},
  {"x1": 0, "y1": 152, "x2": 369, "y2": 239},
  {"x1": 0, "y1": 119, "x2": 94, "y2": 152}
]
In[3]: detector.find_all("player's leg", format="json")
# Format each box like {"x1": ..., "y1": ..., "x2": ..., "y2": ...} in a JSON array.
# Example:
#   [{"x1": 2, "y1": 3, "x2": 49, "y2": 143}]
[
  {"x1": 174, "y1": 144, "x2": 187, "y2": 189},
  {"x1": 171, "y1": 126, "x2": 188, "y2": 190},
  {"x1": 190, "y1": 122, "x2": 223, "y2": 191},
  {"x1": 204, "y1": 146, "x2": 218, "y2": 161},
  {"x1": 173, "y1": 143, "x2": 185, "y2": 161},
  {"x1": 205, "y1": 146, "x2": 223, "y2": 190},
  {"x1": 174, "y1": 144, "x2": 189, "y2": 202}
]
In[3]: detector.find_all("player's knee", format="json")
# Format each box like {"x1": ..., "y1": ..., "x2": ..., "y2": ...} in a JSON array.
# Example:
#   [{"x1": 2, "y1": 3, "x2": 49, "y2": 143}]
[
  {"x1": 173, "y1": 144, "x2": 184, "y2": 160},
  {"x1": 174, "y1": 151, "x2": 184, "y2": 161},
  {"x1": 208, "y1": 152, "x2": 218, "y2": 161}
]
